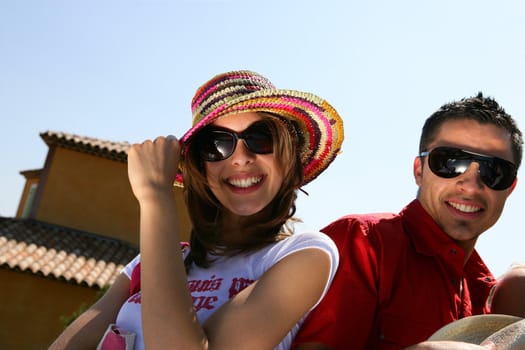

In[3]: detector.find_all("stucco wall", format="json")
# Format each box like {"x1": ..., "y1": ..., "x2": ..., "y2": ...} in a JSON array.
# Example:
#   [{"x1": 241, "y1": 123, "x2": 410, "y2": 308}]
[
  {"x1": 0, "y1": 269, "x2": 99, "y2": 350},
  {"x1": 33, "y1": 147, "x2": 191, "y2": 244}
]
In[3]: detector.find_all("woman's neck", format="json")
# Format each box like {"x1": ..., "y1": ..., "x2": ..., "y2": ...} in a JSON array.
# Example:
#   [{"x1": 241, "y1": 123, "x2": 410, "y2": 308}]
[{"x1": 219, "y1": 208, "x2": 269, "y2": 245}]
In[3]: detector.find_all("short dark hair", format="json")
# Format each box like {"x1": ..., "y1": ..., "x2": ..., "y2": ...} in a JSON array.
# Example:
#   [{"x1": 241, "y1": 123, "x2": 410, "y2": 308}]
[{"x1": 419, "y1": 92, "x2": 523, "y2": 168}]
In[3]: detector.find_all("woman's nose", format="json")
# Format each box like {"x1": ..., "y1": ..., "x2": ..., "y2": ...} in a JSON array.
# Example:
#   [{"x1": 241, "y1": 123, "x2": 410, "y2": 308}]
[{"x1": 229, "y1": 139, "x2": 256, "y2": 165}]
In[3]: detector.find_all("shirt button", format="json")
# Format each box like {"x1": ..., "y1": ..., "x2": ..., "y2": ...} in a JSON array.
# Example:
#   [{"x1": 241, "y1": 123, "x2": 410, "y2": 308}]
[{"x1": 450, "y1": 249, "x2": 457, "y2": 254}]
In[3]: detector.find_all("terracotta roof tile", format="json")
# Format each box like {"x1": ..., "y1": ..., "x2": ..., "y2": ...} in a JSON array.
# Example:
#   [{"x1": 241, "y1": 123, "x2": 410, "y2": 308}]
[
  {"x1": 0, "y1": 217, "x2": 138, "y2": 289},
  {"x1": 40, "y1": 131, "x2": 131, "y2": 163}
]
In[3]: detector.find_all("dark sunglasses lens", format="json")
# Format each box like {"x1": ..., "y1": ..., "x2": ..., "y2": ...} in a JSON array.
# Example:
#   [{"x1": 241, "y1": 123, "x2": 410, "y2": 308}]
[
  {"x1": 199, "y1": 131, "x2": 235, "y2": 161},
  {"x1": 479, "y1": 159, "x2": 516, "y2": 190},
  {"x1": 243, "y1": 123, "x2": 273, "y2": 154},
  {"x1": 428, "y1": 149, "x2": 468, "y2": 178}
]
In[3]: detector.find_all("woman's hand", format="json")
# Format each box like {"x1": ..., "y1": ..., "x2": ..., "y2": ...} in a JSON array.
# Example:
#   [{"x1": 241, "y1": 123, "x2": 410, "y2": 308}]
[
  {"x1": 130, "y1": 137, "x2": 207, "y2": 349},
  {"x1": 127, "y1": 135, "x2": 181, "y2": 203}
]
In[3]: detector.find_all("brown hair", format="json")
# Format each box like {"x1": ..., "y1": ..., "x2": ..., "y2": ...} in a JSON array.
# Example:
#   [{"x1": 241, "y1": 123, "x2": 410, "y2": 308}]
[{"x1": 181, "y1": 113, "x2": 304, "y2": 270}]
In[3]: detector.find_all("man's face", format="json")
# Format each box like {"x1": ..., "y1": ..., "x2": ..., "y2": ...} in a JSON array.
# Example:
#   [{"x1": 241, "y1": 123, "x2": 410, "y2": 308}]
[{"x1": 414, "y1": 119, "x2": 517, "y2": 252}]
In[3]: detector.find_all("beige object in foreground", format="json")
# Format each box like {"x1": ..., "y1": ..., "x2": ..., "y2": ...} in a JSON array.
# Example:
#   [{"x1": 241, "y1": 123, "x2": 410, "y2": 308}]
[
  {"x1": 429, "y1": 314, "x2": 525, "y2": 349},
  {"x1": 485, "y1": 318, "x2": 525, "y2": 349}
]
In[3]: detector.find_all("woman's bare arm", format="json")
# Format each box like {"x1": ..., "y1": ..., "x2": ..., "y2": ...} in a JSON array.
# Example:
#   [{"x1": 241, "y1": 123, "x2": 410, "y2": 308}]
[{"x1": 48, "y1": 273, "x2": 131, "y2": 350}]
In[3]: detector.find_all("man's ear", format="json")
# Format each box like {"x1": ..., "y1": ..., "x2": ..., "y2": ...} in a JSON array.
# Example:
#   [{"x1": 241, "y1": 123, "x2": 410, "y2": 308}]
[
  {"x1": 507, "y1": 177, "x2": 518, "y2": 196},
  {"x1": 413, "y1": 156, "x2": 423, "y2": 186}
]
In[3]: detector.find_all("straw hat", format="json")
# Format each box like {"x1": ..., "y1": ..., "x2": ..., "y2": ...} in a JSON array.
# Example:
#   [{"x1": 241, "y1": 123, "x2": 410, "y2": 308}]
[
  {"x1": 428, "y1": 314, "x2": 525, "y2": 348},
  {"x1": 174, "y1": 70, "x2": 344, "y2": 187},
  {"x1": 484, "y1": 318, "x2": 525, "y2": 348}
]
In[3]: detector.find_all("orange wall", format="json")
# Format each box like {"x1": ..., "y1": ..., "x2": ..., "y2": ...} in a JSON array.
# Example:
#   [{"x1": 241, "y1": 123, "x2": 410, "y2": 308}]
[
  {"x1": 0, "y1": 269, "x2": 99, "y2": 350},
  {"x1": 34, "y1": 148, "x2": 191, "y2": 244}
]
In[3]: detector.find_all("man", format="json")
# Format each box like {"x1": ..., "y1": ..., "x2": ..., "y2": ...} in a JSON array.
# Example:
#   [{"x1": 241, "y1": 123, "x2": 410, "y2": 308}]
[{"x1": 293, "y1": 93, "x2": 523, "y2": 350}]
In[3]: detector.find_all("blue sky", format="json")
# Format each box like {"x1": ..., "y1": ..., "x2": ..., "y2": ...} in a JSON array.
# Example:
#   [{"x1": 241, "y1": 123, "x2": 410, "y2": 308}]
[{"x1": 1, "y1": 0, "x2": 524, "y2": 277}]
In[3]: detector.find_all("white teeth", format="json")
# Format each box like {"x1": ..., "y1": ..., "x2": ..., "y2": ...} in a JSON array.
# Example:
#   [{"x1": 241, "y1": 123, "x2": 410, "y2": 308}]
[
  {"x1": 228, "y1": 176, "x2": 262, "y2": 188},
  {"x1": 449, "y1": 202, "x2": 480, "y2": 213}
]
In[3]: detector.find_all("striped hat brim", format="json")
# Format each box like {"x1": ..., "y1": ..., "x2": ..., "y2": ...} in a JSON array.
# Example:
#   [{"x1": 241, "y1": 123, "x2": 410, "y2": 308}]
[{"x1": 174, "y1": 72, "x2": 343, "y2": 188}]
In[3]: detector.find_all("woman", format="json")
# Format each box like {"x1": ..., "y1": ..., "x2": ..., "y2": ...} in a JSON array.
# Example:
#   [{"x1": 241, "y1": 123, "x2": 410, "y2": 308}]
[{"x1": 50, "y1": 70, "x2": 344, "y2": 350}]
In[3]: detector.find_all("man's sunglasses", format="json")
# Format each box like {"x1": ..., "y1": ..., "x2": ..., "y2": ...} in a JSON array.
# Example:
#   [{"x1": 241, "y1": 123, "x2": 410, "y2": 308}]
[
  {"x1": 419, "y1": 146, "x2": 517, "y2": 191},
  {"x1": 195, "y1": 120, "x2": 274, "y2": 162},
  {"x1": 420, "y1": 147, "x2": 517, "y2": 191}
]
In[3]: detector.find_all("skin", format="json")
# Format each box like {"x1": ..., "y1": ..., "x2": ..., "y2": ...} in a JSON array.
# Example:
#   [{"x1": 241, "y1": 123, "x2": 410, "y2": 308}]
[
  {"x1": 48, "y1": 274, "x2": 132, "y2": 349},
  {"x1": 414, "y1": 119, "x2": 517, "y2": 261},
  {"x1": 205, "y1": 113, "x2": 284, "y2": 242},
  {"x1": 490, "y1": 265, "x2": 525, "y2": 317}
]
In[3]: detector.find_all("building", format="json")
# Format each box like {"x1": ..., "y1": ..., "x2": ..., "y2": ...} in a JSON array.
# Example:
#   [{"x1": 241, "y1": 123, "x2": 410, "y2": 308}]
[{"x1": 0, "y1": 131, "x2": 191, "y2": 349}]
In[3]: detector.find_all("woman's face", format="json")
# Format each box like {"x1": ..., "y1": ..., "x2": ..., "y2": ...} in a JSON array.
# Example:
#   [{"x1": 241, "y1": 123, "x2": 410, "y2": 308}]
[{"x1": 204, "y1": 112, "x2": 284, "y2": 216}]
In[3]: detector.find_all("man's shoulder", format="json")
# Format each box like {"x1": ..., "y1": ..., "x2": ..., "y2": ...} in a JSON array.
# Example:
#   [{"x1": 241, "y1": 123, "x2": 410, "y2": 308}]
[
  {"x1": 320, "y1": 211, "x2": 403, "y2": 243},
  {"x1": 322, "y1": 212, "x2": 399, "y2": 230},
  {"x1": 342, "y1": 212, "x2": 398, "y2": 222}
]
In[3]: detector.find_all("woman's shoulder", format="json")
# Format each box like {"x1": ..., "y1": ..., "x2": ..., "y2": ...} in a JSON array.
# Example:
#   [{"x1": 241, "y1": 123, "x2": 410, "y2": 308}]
[
  {"x1": 283, "y1": 231, "x2": 336, "y2": 246},
  {"x1": 266, "y1": 231, "x2": 337, "y2": 261}
]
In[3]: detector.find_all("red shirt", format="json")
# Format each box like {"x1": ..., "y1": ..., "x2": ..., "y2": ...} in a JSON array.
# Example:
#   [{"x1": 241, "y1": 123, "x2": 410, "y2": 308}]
[{"x1": 293, "y1": 200, "x2": 495, "y2": 350}]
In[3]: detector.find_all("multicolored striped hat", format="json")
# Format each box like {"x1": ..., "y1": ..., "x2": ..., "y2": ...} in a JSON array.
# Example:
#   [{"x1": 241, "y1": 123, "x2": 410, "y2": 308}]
[{"x1": 175, "y1": 70, "x2": 344, "y2": 187}]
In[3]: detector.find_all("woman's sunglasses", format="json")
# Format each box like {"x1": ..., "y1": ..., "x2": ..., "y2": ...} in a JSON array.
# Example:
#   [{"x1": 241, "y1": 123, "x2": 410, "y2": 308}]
[
  {"x1": 420, "y1": 146, "x2": 517, "y2": 191},
  {"x1": 195, "y1": 120, "x2": 274, "y2": 162}
]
